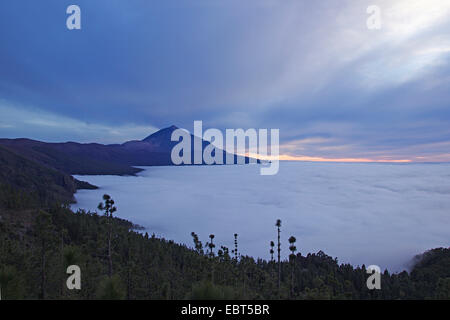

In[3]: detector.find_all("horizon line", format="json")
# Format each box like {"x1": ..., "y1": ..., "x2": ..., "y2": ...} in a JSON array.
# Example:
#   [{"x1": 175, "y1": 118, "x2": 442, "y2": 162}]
[{"x1": 242, "y1": 153, "x2": 450, "y2": 164}]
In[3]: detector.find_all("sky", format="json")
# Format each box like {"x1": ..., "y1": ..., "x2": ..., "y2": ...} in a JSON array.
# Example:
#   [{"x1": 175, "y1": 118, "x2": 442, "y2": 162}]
[{"x1": 1, "y1": 0, "x2": 450, "y2": 162}]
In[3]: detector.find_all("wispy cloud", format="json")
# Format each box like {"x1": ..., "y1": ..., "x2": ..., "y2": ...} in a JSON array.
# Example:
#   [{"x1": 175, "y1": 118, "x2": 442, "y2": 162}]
[{"x1": 0, "y1": 101, "x2": 157, "y2": 143}]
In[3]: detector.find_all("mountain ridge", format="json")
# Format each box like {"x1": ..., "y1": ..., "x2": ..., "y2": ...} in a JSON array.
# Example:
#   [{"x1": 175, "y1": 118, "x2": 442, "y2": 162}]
[{"x1": 0, "y1": 125, "x2": 258, "y2": 176}]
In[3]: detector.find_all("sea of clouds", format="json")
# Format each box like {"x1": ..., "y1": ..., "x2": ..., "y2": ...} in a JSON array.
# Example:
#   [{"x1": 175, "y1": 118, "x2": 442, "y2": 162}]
[{"x1": 73, "y1": 161, "x2": 450, "y2": 272}]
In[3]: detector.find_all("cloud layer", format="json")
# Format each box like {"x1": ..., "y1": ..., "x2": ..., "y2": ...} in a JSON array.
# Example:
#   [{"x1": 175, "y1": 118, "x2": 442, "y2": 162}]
[{"x1": 73, "y1": 162, "x2": 450, "y2": 272}]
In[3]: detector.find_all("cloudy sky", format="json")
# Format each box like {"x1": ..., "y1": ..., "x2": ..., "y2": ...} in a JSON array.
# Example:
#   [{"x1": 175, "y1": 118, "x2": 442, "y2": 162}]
[{"x1": 1, "y1": 0, "x2": 450, "y2": 161}]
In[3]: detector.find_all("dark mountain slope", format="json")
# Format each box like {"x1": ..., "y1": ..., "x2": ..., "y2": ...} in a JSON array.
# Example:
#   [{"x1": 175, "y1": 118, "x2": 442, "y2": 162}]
[
  {"x1": 0, "y1": 138, "x2": 143, "y2": 175},
  {"x1": 141, "y1": 125, "x2": 180, "y2": 152},
  {"x1": 0, "y1": 126, "x2": 258, "y2": 175},
  {"x1": 0, "y1": 145, "x2": 96, "y2": 208},
  {"x1": 125, "y1": 125, "x2": 257, "y2": 165}
]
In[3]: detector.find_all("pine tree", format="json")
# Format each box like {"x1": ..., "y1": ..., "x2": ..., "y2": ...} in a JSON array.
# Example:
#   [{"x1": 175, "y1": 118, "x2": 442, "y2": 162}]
[
  {"x1": 270, "y1": 241, "x2": 275, "y2": 262},
  {"x1": 191, "y1": 232, "x2": 203, "y2": 254},
  {"x1": 232, "y1": 233, "x2": 239, "y2": 261},
  {"x1": 288, "y1": 236, "x2": 297, "y2": 298},
  {"x1": 208, "y1": 234, "x2": 215, "y2": 257},
  {"x1": 275, "y1": 219, "x2": 282, "y2": 292},
  {"x1": 219, "y1": 246, "x2": 230, "y2": 260},
  {"x1": 98, "y1": 194, "x2": 117, "y2": 277}
]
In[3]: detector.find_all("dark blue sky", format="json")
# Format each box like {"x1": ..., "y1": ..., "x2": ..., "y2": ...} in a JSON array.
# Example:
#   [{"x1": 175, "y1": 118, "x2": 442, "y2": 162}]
[{"x1": 1, "y1": 0, "x2": 449, "y2": 161}]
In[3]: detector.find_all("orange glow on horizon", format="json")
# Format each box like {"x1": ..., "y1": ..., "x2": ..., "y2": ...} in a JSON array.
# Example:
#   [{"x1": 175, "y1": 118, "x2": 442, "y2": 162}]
[
  {"x1": 241, "y1": 153, "x2": 413, "y2": 163},
  {"x1": 277, "y1": 154, "x2": 412, "y2": 163}
]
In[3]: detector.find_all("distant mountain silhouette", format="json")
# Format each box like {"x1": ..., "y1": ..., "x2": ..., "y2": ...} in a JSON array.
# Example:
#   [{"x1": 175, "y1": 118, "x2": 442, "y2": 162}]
[
  {"x1": 0, "y1": 125, "x2": 258, "y2": 176},
  {"x1": 142, "y1": 125, "x2": 179, "y2": 150}
]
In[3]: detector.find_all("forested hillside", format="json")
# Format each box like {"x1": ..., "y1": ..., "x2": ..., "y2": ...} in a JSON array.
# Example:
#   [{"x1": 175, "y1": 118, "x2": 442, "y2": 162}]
[
  {"x1": 0, "y1": 139, "x2": 143, "y2": 176},
  {"x1": 0, "y1": 191, "x2": 449, "y2": 300},
  {"x1": 0, "y1": 146, "x2": 96, "y2": 209}
]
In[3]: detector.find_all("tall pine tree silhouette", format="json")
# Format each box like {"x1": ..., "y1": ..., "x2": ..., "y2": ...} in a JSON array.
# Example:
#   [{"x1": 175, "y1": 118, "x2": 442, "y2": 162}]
[
  {"x1": 232, "y1": 233, "x2": 239, "y2": 261},
  {"x1": 288, "y1": 236, "x2": 297, "y2": 298},
  {"x1": 98, "y1": 194, "x2": 117, "y2": 277},
  {"x1": 208, "y1": 234, "x2": 215, "y2": 257},
  {"x1": 191, "y1": 232, "x2": 203, "y2": 254},
  {"x1": 275, "y1": 219, "x2": 282, "y2": 292},
  {"x1": 270, "y1": 241, "x2": 275, "y2": 262}
]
